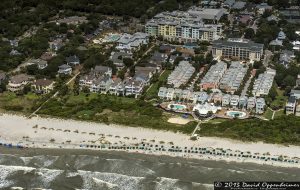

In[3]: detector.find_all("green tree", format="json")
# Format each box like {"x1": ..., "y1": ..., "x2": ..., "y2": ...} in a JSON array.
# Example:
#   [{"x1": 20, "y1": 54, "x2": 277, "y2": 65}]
[
  {"x1": 282, "y1": 75, "x2": 296, "y2": 87},
  {"x1": 244, "y1": 28, "x2": 255, "y2": 39}
]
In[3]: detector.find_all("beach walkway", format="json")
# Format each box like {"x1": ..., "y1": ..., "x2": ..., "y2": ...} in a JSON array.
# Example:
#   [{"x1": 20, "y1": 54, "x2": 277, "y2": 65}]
[{"x1": 28, "y1": 72, "x2": 80, "y2": 118}]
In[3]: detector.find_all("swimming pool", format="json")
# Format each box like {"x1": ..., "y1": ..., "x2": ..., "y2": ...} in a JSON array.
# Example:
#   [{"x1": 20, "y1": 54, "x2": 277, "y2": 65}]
[
  {"x1": 226, "y1": 111, "x2": 246, "y2": 118},
  {"x1": 107, "y1": 34, "x2": 121, "y2": 42},
  {"x1": 168, "y1": 104, "x2": 187, "y2": 111}
]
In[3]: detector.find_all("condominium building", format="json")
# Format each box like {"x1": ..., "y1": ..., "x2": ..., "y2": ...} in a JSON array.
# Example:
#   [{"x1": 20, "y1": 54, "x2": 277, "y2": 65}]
[
  {"x1": 212, "y1": 38, "x2": 264, "y2": 61},
  {"x1": 219, "y1": 62, "x2": 248, "y2": 93},
  {"x1": 200, "y1": 61, "x2": 227, "y2": 90},
  {"x1": 145, "y1": 9, "x2": 223, "y2": 42},
  {"x1": 167, "y1": 61, "x2": 195, "y2": 88},
  {"x1": 252, "y1": 68, "x2": 276, "y2": 97}
]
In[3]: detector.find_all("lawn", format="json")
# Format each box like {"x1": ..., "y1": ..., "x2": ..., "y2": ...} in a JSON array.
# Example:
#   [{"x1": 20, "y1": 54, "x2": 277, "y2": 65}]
[
  {"x1": 0, "y1": 92, "x2": 41, "y2": 112},
  {"x1": 274, "y1": 110, "x2": 285, "y2": 118},
  {"x1": 205, "y1": 118, "x2": 228, "y2": 124},
  {"x1": 144, "y1": 70, "x2": 171, "y2": 100},
  {"x1": 270, "y1": 89, "x2": 288, "y2": 110},
  {"x1": 263, "y1": 108, "x2": 274, "y2": 120}
]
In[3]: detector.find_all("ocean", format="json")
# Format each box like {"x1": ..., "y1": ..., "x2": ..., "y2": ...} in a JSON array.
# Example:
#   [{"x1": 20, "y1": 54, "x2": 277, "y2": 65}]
[{"x1": 0, "y1": 148, "x2": 299, "y2": 190}]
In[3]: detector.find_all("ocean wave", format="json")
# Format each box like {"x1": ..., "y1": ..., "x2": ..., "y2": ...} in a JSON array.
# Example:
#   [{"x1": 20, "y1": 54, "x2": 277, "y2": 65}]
[
  {"x1": 72, "y1": 155, "x2": 156, "y2": 177},
  {"x1": 0, "y1": 165, "x2": 63, "y2": 189},
  {"x1": 77, "y1": 170, "x2": 145, "y2": 190},
  {"x1": 0, "y1": 165, "x2": 35, "y2": 188}
]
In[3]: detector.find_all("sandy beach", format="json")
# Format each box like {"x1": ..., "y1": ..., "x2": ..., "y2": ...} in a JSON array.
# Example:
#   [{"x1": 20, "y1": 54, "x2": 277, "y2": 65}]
[{"x1": 0, "y1": 113, "x2": 299, "y2": 168}]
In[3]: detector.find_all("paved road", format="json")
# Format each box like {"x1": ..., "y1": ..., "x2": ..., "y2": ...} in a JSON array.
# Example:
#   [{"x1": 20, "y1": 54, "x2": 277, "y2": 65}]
[
  {"x1": 241, "y1": 75, "x2": 253, "y2": 97},
  {"x1": 249, "y1": 18, "x2": 259, "y2": 34},
  {"x1": 9, "y1": 59, "x2": 34, "y2": 74}
]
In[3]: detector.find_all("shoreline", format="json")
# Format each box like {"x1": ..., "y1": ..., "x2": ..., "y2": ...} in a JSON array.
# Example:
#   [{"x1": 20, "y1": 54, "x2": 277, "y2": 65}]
[{"x1": 0, "y1": 113, "x2": 299, "y2": 168}]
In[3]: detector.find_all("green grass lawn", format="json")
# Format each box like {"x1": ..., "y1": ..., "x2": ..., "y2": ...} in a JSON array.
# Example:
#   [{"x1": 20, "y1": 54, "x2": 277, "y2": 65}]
[
  {"x1": 263, "y1": 108, "x2": 274, "y2": 120},
  {"x1": 205, "y1": 118, "x2": 228, "y2": 124},
  {"x1": 0, "y1": 92, "x2": 41, "y2": 112},
  {"x1": 144, "y1": 70, "x2": 171, "y2": 100},
  {"x1": 270, "y1": 89, "x2": 288, "y2": 110},
  {"x1": 274, "y1": 110, "x2": 285, "y2": 118}
]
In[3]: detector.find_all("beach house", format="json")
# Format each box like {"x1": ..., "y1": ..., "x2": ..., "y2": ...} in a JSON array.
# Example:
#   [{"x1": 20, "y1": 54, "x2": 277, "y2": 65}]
[
  {"x1": 230, "y1": 95, "x2": 240, "y2": 108},
  {"x1": 166, "y1": 88, "x2": 175, "y2": 100},
  {"x1": 7, "y1": 74, "x2": 31, "y2": 92},
  {"x1": 90, "y1": 76, "x2": 112, "y2": 94},
  {"x1": 110, "y1": 52, "x2": 132, "y2": 68},
  {"x1": 174, "y1": 88, "x2": 183, "y2": 99},
  {"x1": 58, "y1": 64, "x2": 72, "y2": 75},
  {"x1": 124, "y1": 78, "x2": 145, "y2": 97},
  {"x1": 109, "y1": 78, "x2": 125, "y2": 96},
  {"x1": 134, "y1": 67, "x2": 157, "y2": 85},
  {"x1": 256, "y1": 98, "x2": 266, "y2": 114},
  {"x1": 238, "y1": 96, "x2": 248, "y2": 109},
  {"x1": 26, "y1": 59, "x2": 48, "y2": 70},
  {"x1": 247, "y1": 97, "x2": 256, "y2": 110},
  {"x1": 197, "y1": 92, "x2": 209, "y2": 104},
  {"x1": 66, "y1": 55, "x2": 80, "y2": 66},
  {"x1": 285, "y1": 96, "x2": 297, "y2": 115},
  {"x1": 290, "y1": 90, "x2": 300, "y2": 100},
  {"x1": 296, "y1": 104, "x2": 300, "y2": 117},
  {"x1": 158, "y1": 87, "x2": 168, "y2": 99},
  {"x1": 32, "y1": 79, "x2": 55, "y2": 94},
  {"x1": 222, "y1": 94, "x2": 231, "y2": 107}
]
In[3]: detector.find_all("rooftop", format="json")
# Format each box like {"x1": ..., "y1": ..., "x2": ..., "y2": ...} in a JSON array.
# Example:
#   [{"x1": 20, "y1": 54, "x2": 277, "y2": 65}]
[
  {"x1": 212, "y1": 39, "x2": 264, "y2": 51},
  {"x1": 34, "y1": 79, "x2": 54, "y2": 86}
]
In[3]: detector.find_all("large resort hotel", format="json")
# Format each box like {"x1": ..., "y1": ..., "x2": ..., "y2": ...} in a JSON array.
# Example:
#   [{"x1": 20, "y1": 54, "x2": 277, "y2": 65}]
[
  {"x1": 212, "y1": 38, "x2": 264, "y2": 61},
  {"x1": 145, "y1": 8, "x2": 224, "y2": 42}
]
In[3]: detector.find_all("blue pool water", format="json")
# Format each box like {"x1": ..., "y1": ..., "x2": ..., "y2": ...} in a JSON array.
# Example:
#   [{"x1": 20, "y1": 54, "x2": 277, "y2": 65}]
[{"x1": 226, "y1": 111, "x2": 246, "y2": 118}]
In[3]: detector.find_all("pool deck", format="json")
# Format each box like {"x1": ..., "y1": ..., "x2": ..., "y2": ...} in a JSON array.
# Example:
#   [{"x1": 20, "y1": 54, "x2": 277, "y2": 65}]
[
  {"x1": 215, "y1": 108, "x2": 250, "y2": 119},
  {"x1": 160, "y1": 102, "x2": 251, "y2": 120}
]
